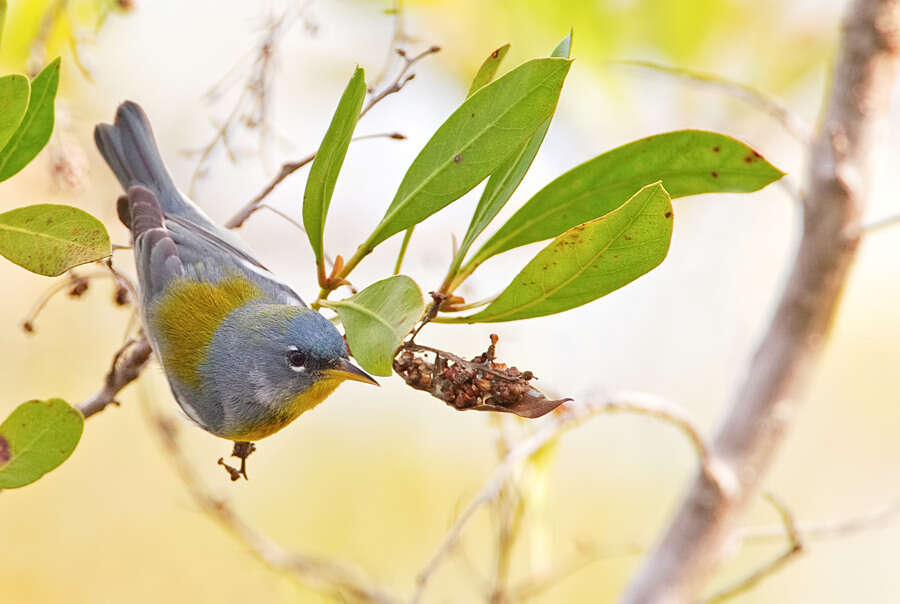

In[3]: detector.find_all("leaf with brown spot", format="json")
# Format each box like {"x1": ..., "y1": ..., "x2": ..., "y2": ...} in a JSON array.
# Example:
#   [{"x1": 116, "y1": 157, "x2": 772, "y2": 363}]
[
  {"x1": 450, "y1": 182, "x2": 673, "y2": 322},
  {"x1": 466, "y1": 43, "x2": 510, "y2": 97},
  {"x1": 467, "y1": 130, "x2": 783, "y2": 266},
  {"x1": 0, "y1": 399, "x2": 84, "y2": 489},
  {"x1": 0, "y1": 204, "x2": 111, "y2": 276}
]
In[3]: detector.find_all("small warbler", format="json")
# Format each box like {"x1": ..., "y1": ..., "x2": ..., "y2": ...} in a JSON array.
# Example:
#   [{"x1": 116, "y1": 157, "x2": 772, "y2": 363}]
[{"x1": 95, "y1": 101, "x2": 377, "y2": 477}]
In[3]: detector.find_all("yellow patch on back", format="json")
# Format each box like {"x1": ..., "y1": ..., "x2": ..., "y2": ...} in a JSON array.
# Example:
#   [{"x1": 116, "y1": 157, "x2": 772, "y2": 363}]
[{"x1": 153, "y1": 275, "x2": 263, "y2": 387}]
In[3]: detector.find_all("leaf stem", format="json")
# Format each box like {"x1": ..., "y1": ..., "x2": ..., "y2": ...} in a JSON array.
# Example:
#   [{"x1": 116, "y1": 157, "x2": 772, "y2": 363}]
[{"x1": 393, "y1": 227, "x2": 414, "y2": 274}]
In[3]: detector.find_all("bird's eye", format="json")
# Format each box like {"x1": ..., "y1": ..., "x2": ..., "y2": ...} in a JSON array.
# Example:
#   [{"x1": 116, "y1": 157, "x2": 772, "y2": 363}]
[{"x1": 287, "y1": 350, "x2": 306, "y2": 369}]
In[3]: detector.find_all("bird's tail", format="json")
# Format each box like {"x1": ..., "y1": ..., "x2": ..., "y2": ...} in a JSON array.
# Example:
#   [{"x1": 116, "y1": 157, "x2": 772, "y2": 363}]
[{"x1": 95, "y1": 101, "x2": 199, "y2": 223}]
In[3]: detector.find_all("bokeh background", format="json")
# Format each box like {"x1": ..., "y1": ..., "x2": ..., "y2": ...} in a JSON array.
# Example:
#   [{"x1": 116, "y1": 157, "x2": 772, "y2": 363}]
[{"x1": 2, "y1": 0, "x2": 900, "y2": 602}]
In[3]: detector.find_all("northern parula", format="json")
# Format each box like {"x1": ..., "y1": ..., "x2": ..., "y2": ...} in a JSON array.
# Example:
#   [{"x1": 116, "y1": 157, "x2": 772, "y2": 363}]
[{"x1": 95, "y1": 101, "x2": 377, "y2": 469}]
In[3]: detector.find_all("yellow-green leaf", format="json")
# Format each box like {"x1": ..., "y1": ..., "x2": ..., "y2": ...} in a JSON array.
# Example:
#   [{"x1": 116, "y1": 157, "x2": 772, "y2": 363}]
[
  {"x1": 0, "y1": 399, "x2": 84, "y2": 489},
  {"x1": 0, "y1": 204, "x2": 111, "y2": 276},
  {"x1": 365, "y1": 57, "x2": 572, "y2": 250},
  {"x1": 453, "y1": 182, "x2": 673, "y2": 322},
  {"x1": 456, "y1": 32, "x2": 573, "y2": 267},
  {"x1": 0, "y1": 57, "x2": 60, "y2": 181},
  {"x1": 325, "y1": 276, "x2": 424, "y2": 376},
  {"x1": 467, "y1": 130, "x2": 783, "y2": 268},
  {"x1": 466, "y1": 43, "x2": 510, "y2": 97},
  {"x1": 0, "y1": 73, "x2": 29, "y2": 149},
  {"x1": 303, "y1": 66, "x2": 367, "y2": 268}
]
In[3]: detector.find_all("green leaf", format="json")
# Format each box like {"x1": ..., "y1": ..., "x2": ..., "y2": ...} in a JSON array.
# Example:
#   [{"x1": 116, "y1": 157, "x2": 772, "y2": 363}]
[
  {"x1": 0, "y1": 204, "x2": 111, "y2": 276},
  {"x1": 457, "y1": 32, "x2": 574, "y2": 264},
  {"x1": 466, "y1": 43, "x2": 510, "y2": 97},
  {"x1": 0, "y1": 399, "x2": 84, "y2": 489},
  {"x1": 0, "y1": 57, "x2": 61, "y2": 182},
  {"x1": 303, "y1": 66, "x2": 367, "y2": 268},
  {"x1": 453, "y1": 182, "x2": 673, "y2": 323},
  {"x1": 366, "y1": 57, "x2": 572, "y2": 249},
  {"x1": 0, "y1": 74, "x2": 30, "y2": 150},
  {"x1": 467, "y1": 130, "x2": 783, "y2": 267},
  {"x1": 326, "y1": 276, "x2": 424, "y2": 376}
]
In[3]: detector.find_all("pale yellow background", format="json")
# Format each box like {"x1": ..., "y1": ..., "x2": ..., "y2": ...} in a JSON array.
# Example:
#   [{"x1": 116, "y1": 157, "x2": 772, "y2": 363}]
[{"x1": 2, "y1": 1, "x2": 900, "y2": 602}]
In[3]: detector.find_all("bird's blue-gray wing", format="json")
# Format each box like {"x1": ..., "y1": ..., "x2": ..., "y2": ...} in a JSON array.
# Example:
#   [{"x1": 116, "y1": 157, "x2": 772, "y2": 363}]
[
  {"x1": 122, "y1": 185, "x2": 304, "y2": 307},
  {"x1": 164, "y1": 214, "x2": 305, "y2": 306}
]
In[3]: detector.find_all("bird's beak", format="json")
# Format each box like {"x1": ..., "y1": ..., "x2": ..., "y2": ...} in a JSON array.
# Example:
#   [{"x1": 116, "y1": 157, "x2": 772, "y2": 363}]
[{"x1": 325, "y1": 358, "x2": 380, "y2": 386}]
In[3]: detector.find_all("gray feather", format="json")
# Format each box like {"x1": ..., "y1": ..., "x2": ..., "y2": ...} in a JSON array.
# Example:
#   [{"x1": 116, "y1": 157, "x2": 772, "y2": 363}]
[
  {"x1": 94, "y1": 101, "x2": 217, "y2": 231},
  {"x1": 127, "y1": 186, "x2": 184, "y2": 299}
]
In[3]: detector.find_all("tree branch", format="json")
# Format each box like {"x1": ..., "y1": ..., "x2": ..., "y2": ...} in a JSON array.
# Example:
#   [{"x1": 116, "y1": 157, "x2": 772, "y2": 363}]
[
  {"x1": 223, "y1": 132, "x2": 405, "y2": 230},
  {"x1": 411, "y1": 391, "x2": 712, "y2": 603},
  {"x1": 141, "y1": 399, "x2": 398, "y2": 603},
  {"x1": 703, "y1": 494, "x2": 803, "y2": 604},
  {"x1": 618, "y1": 60, "x2": 811, "y2": 144},
  {"x1": 622, "y1": 2, "x2": 900, "y2": 601},
  {"x1": 76, "y1": 336, "x2": 153, "y2": 419}
]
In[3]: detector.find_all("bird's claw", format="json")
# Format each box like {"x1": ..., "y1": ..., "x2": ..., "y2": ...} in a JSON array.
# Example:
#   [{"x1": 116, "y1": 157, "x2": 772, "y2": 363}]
[{"x1": 218, "y1": 441, "x2": 256, "y2": 481}]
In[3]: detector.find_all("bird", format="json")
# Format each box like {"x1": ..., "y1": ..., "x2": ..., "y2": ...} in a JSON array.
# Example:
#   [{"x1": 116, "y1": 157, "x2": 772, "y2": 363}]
[{"x1": 95, "y1": 101, "x2": 378, "y2": 479}]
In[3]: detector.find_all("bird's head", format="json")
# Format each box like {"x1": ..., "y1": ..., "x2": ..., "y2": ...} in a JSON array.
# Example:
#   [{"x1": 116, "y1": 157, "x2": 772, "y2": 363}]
[
  {"x1": 276, "y1": 307, "x2": 378, "y2": 391},
  {"x1": 202, "y1": 304, "x2": 377, "y2": 438}
]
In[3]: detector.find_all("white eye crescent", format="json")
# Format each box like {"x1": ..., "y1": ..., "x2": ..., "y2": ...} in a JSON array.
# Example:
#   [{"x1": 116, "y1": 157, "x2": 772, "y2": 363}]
[{"x1": 286, "y1": 346, "x2": 306, "y2": 372}]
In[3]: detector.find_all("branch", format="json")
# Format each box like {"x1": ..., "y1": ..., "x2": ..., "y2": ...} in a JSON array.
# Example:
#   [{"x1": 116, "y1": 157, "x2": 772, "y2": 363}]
[
  {"x1": 622, "y1": 2, "x2": 900, "y2": 602},
  {"x1": 224, "y1": 132, "x2": 404, "y2": 229},
  {"x1": 507, "y1": 540, "x2": 605, "y2": 601},
  {"x1": 360, "y1": 46, "x2": 441, "y2": 120},
  {"x1": 141, "y1": 398, "x2": 399, "y2": 603},
  {"x1": 411, "y1": 390, "x2": 712, "y2": 603},
  {"x1": 223, "y1": 23, "x2": 434, "y2": 231},
  {"x1": 618, "y1": 60, "x2": 811, "y2": 144},
  {"x1": 863, "y1": 210, "x2": 900, "y2": 232},
  {"x1": 703, "y1": 494, "x2": 802, "y2": 604},
  {"x1": 739, "y1": 494, "x2": 900, "y2": 543},
  {"x1": 224, "y1": 151, "x2": 316, "y2": 228},
  {"x1": 76, "y1": 336, "x2": 153, "y2": 419}
]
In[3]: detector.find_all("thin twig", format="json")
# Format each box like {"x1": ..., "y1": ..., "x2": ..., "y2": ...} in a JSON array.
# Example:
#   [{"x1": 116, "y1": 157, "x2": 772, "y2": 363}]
[
  {"x1": 27, "y1": 0, "x2": 68, "y2": 75},
  {"x1": 21, "y1": 269, "x2": 125, "y2": 333},
  {"x1": 372, "y1": 0, "x2": 414, "y2": 88},
  {"x1": 489, "y1": 415, "x2": 522, "y2": 604},
  {"x1": 739, "y1": 495, "x2": 900, "y2": 543},
  {"x1": 703, "y1": 494, "x2": 802, "y2": 604},
  {"x1": 188, "y1": 6, "x2": 316, "y2": 193},
  {"x1": 224, "y1": 132, "x2": 405, "y2": 229},
  {"x1": 360, "y1": 46, "x2": 441, "y2": 120},
  {"x1": 862, "y1": 211, "x2": 900, "y2": 233},
  {"x1": 507, "y1": 541, "x2": 606, "y2": 602},
  {"x1": 618, "y1": 60, "x2": 811, "y2": 144},
  {"x1": 411, "y1": 391, "x2": 712, "y2": 603},
  {"x1": 76, "y1": 336, "x2": 153, "y2": 419},
  {"x1": 139, "y1": 396, "x2": 398, "y2": 603}
]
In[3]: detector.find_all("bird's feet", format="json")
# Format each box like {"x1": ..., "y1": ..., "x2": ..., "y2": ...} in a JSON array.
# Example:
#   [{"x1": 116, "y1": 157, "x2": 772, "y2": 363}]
[{"x1": 218, "y1": 441, "x2": 256, "y2": 481}]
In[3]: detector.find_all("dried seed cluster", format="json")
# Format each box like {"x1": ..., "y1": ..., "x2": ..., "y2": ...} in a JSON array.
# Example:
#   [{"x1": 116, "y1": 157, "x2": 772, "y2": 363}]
[{"x1": 393, "y1": 335, "x2": 569, "y2": 419}]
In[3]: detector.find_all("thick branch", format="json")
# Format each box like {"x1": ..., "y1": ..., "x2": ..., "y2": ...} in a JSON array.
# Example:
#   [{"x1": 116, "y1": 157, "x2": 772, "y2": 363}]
[{"x1": 622, "y1": 1, "x2": 900, "y2": 602}]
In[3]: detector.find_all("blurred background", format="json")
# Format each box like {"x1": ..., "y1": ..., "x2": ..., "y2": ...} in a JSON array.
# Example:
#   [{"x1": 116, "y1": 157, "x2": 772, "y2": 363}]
[{"x1": 2, "y1": 0, "x2": 900, "y2": 602}]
